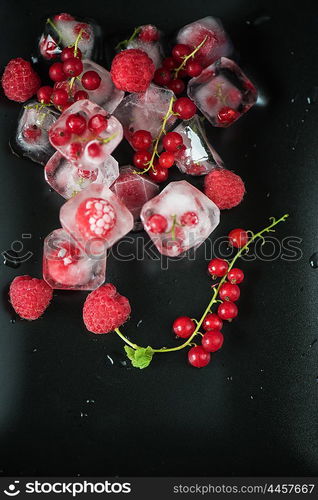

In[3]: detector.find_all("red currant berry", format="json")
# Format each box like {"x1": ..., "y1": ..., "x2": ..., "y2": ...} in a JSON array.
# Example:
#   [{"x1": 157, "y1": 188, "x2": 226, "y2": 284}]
[
  {"x1": 50, "y1": 127, "x2": 71, "y2": 146},
  {"x1": 228, "y1": 228, "x2": 249, "y2": 248},
  {"x1": 133, "y1": 150, "x2": 152, "y2": 169},
  {"x1": 51, "y1": 89, "x2": 69, "y2": 106},
  {"x1": 131, "y1": 130, "x2": 153, "y2": 151},
  {"x1": 62, "y1": 57, "x2": 83, "y2": 77},
  {"x1": 202, "y1": 331, "x2": 224, "y2": 352},
  {"x1": 65, "y1": 113, "x2": 87, "y2": 136},
  {"x1": 61, "y1": 46, "x2": 82, "y2": 61},
  {"x1": 22, "y1": 125, "x2": 42, "y2": 142},
  {"x1": 202, "y1": 313, "x2": 223, "y2": 332},
  {"x1": 153, "y1": 67, "x2": 171, "y2": 86},
  {"x1": 68, "y1": 142, "x2": 83, "y2": 161},
  {"x1": 159, "y1": 151, "x2": 174, "y2": 168},
  {"x1": 88, "y1": 114, "x2": 108, "y2": 135},
  {"x1": 219, "y1": 283, "x2": 240, "y2": 302},
  {"x1": 185, "y1": 60, "x2": 203, "y2": 77},
  {"x1": 138, "y1": 25, "x2": 159, "y2": 42},
  {"x1": 172, "y1": 44, "x2": 191, "y2": 63},
  {"x1": 49, "y1": 62, "x2": 67, "y2": 82},
  {"x1": 180, "y1": 211, "x2": 198, "y2": 226},
  {"x1": 60, "y1": 102, "x2": 72, "y2": 112},
  {"x1": 188, "y1": 346, "x2": 210, "y2": 368},
  {"x1": 217, "y1": 106, "x2": 240, "y2": 125},
  {"x1": 37, "y1": 86, "x2": 53, "y2": 104},
  {"x1": 208, "y1": 258, "x2": 229, "y2": 278},
  {"x1": 173, "y1": 97, "x2": 197, "y2": 120},
  {"x1": 167, "y1": 78, "x2": 185, "y2": 95},
  {"x1": 148, "y1": 165, "x2": 169, "y2": 183},
  {"x1": 53, "y1": 13, "x2": 74, "y2": 21},
  {"x1": 173, "y1": 316, "x2": 195, "y2": 338},
  {"x1": 74, "y1": 90, "x2": 89, "y2": 101},
  {"x1": 81, "y1": 71, "x2": 101, "y2": 90},
  {"x1": 162, "y1": 132, "x2": 183, "y2": 152},
  {"x1": 227, "y1": 268, "x2": 244, "y2": 284},
  {"x1": 146, "y1": 214, "x2": 168, "y2": 234},
  {"x1": 218, "y1": 301, "x2": 238, "y2": 320},
  {"x1": 163, "y1": 57, "x2": 176, "y2": 70},
  {"x1": 87, "y1": 142, "x2": 102, "y2": 158}
]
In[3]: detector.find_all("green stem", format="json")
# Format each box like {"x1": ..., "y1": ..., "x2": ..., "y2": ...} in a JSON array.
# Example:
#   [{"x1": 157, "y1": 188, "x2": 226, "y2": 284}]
[
  {"x1": 174, "y1": 36, "x2": 208, "y2": 79},
  {"x1": 115, "y1": 26, "x2": 142, "y2": 51},
  {"x1": 46, "y1": 18, "x2": 64, "y2": 45}
]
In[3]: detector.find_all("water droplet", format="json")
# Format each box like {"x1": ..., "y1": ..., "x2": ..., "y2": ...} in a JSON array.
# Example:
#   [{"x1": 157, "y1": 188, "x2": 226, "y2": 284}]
[
  {"x1": 226, "y1": 376, "x2": 233, "y2": 381},
  {"x1": 291, "y1": 97, "x2": 295, "y2": 103},
  {"x1": 307, "y1": 86, "x2": 318, "y2": 104},
  {"x1": 105, "y1": 352, "x2": 130, "y2": 368},
  {"x1": 260, "y1": 368, "x2": 264, "y2": 372},
  {"x1": 310, "y1": 339, "x2": 317, "y2": 348},
  {"x1": 250, "y1": 395, "x2": 254, "y2": 400},
  {"x1": 260, "y1": 386, "x2": 263, "y2": 390},
  {"x1": 10, "y1": 318, "x2": 16, "y2": 324},
  {"x1": 32, "y1": 348, "x2": 37, "y2": 353},
  {"x1": 266, "y1": 192, "x2": 270, "y2": 198},
  {"x1": 86, "y1": 399, "x2": 95, "y2": 404},
  {"x1": 309, "y1": 252, "x2": 318, "y2": 268},
  {"x1": 137, "y1": 319, "x2": 143, "y2": 328},
  {"x1": 2, "y1": 250, "x2": 21, "y2": 269},
  {"x1": 316, "y1": 376, "x2": 318, "y2": 383},
  {"x1": 80, "y1": 412, "x2": 88, "y2": 418},
  {"x1": 106, "y1": 354, "x2": 114, "y2": 366}
]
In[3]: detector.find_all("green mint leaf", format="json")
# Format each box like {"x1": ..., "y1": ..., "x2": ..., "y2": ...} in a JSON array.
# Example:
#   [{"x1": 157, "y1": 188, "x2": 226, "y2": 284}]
[{"x1": 124, "y1": 346, "x2": 154, "y2": 369}]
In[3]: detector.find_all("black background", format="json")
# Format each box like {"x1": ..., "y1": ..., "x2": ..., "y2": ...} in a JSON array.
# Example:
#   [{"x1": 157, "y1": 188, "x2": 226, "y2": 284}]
[{"x1": 0, "y1": 0, "x2": 317, "y2": 477}]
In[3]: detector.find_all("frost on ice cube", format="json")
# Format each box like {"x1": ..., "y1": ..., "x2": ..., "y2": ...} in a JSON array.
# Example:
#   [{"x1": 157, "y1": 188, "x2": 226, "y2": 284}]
[
  {"x1": 176, "y1": 16, "x2": 232, "y2": 68},
  {"x1": 60, "y1": 183, "x2": 134, "y2": 255},
  {"x1": 188, "y1": 58, "x2": 257, "y2": 127},
  {"x1": 172, "y1": 116, "x2": 223, "y2": 176},
  {"x1": 110, "y1": 166, "x2": 159, "y2": 230},
  {"x1": 43, "y1": 228, "x2": 106, "y2": 290},
  {"x1": 114, "y1": 84, "x2": 176, "y2": 148},
  {"x1": 49, "y1": 99, "x2": 123, "y2": 170},
  {"x1": 141, "y1": 180, "x2": 220, "y2": 257},
  {"x1": 127, "y1": 39, "x2": 164, "y2": 69},
  {"x1": 38, "y1": 14, "x2": 103, "y2": 62},
  {"x1": 45, "y1": 151, "x2": 119, "y2": 199},
  {"x1": 10, "y1": 100, "x2": 59, "y2": 165}
]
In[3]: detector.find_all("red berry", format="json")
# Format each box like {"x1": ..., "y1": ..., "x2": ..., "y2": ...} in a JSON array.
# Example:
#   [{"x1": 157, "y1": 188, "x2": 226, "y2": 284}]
[
  {"x1": 65, "y1": 113, "x2": 87, "y2": 136},
  {"x1": 49, "y1": 127, "x2": 71, "y2": 146},
  {"x1": 219, "y1": 283, "x2": 240, "y2": 302},
  {"x1": 9, "y1": 275, "x2": 53, "y2": 321},
  {"x1": 202, "y1": 331, "x2": 224, "y2": 352},
  {"x1": 227, "y1": 268, "x2": 244, "y2": 284},
  {"x1": 37, "y1": 85, "x2": 53, "y2": 104},
  {"x1": 60, "y1": 102, "x2": 72, "y2": 112},
  {"x1": 76, "y1": 198, "x2": 116, "y2": 240},
  {"x1": 218, "y1": 301, "x2": 238, "y2": 320},
  {"x1": 131, "y1": 130, "x2": 153, "y2": 151},
  {"x1": 146, "y1": 214, "x2": 168, "y2": 234},
  {"x1": 204, "y1": 168, "x2": 245, "y2": 210},
  {"x1": 188, "y1": 346, "x2": 210, "y2": 368},
  {"x1": 46, "y1": 241, "x2": 82, "y2": 286},
  {"x1": 87, "y1": 142, "x2": 102, "y2": 158},
  {"x1": 217, "y1": 106, "x2": 241, "y2": 126},
  {"x1": 163, "y1": 57, "x2": 176, "y2": 70},
  {"x1": 74, "y1": 90, "x2": 88, "y2": 101},
  {"x1": 53, "y1": 13, "x2": 74, "y2": 21},
  {"x1": 228, "y1": 228, "x2": 249, "y2": 248},
  {"x1": 148, "y1": 165, "x2": 169, "y2": 183},
  {"x1": 172, "y1": 44, "x2": 191, "y2": 63},
  {"x1": 180, "y1": 211, "x2": 198, "y2": 226},
  {"x1": 1, "y1": 58, "x2": 41, "y2": 103},
  {"x1": 68, "y1": 142, "x2": 83, "y2": 161},
  {"x1": 173, "y1": 97, "x2": 196, "y2": 119},
  {"x1": 153, "y1": 67, "x2": 171, "y2": 86},
  {"x1": 202, "y1": 313, "x2": 223, "y2": 332},
  {"x1": 185, "y1": 60, "x2": 203, "y2": 77},
  {"x1": 74, "y1": 23, "x2": 91, "y2": 40},
  {"x1": 133, "y1": 150, "x2": 152, "y2": 169},
  {"x1": 81, "y1": 70, "x2": 101, "y2": 90},
  {"x1": 167, "y1": 78, "x2": 185, "y2": 95},
  {"x1": 88, "y1": 114, "x2": 108, "y2": 135},
  {"x1": 63, "y1": 57, "x2": 83, "y2": 77},
  {"x1": 110, "y1": 49, "x2": 155, "y2": 93},
  {"x1": 22, "y1": 125, "x2": 42, "y2": 143},
  {"x1": 159, "y1": 151, "x2": 174, "y2": 169},
  {"x1": 162, "y1": 132, "x2": 183, "y2": 152},
  {"x1": 208, "y1": 258, "x2": 228, "y2": 278},
  {"x1": 49, "y1": 62, "x2": 67, "y2": 82},
  {"x1": 173, "y1": 316, "x2": 195, "y2": 338},
  {"x1": 138, "y1": 25, "x2": 159, "y2": 42},
  {"x1": 51, "y1": 88, "x2": 69, "y2": 106},
  {"x1": 61, "y1": 46, "x2": 82, "y2": 61}
]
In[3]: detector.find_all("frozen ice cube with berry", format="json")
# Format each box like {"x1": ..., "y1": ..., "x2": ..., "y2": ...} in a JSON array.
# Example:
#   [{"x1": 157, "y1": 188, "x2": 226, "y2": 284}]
[
  {"x1": 172, "y1": 116, "x2": 223, "y2": 175},
  {"x1": 11, "y1": 100, "x2": 59, "y2": 165},
  {"x1": 176, "y1": 16, "x2": 232, "y2": 68},
  {"x1": 114, "y1": 84, "x2": 177, "y2": 147},
  {"x1": 110, "y1": 166, "x2": 159, "y2": 230},
  {"x1": 49, "y1": 99, "x2": 123, "y2": 170},
  {"x1": 187, "y1": 57, "x2": 257, "y2": 127},
  {"x1": 60, "y1": 183, "x2": 134, "y2": 254},
  {"x1": 43, "y1": 228, "x2": 106, "y2": 290},
  {"x1": 126, "y1": 25, "x2": 164, "y2": 69},
  {"x1": 45, "y1": 151, "x2": 119, "y2": 199},
  {"x1": 140, "y1": 180, "x2": 220, "y2": 257}
]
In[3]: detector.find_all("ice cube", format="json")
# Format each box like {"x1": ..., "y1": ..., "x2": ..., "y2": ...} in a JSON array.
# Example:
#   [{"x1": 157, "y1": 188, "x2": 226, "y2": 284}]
[
  {"x1": 45, "y1": 151, "x2": 119, "y2": 199},
  {"x1": 60, "y1": 183, "x2": 134, "y2": 255},
  {"x1": 10, "y1": 100, "x2": 59, "y2": 166},
  {"x1": 127, "y1": 28, "x2": 164, "y2": 69},
  {"x1": 114, "y1": 84, "x2": 177, "y2": 148},
  {"x1": 140, "y1": 180, "x2": 220, "y2": 257},
  {"x1": 172, "y1": 116, "x2": 223, "y2": 175},
  {"x1": 176, "y1": 16, "x2": 232, "y2": 68},
  {"x1": 110, "y1": 166, "x2": 159, "y2": 230},
  {"x1": 49, "y1": 99, "x2": 123, "y2": 170},
  {"x1": 43, "y1": 228, "x2": 106, "y2": 290},
  {"x1": 188, "y1": 57, "x2": 257, "y2": 127}
]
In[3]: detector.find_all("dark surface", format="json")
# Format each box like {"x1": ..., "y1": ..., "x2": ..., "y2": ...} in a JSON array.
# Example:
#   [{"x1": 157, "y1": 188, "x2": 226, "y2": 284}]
[{"x1": 0, "y1": 0, "x2": 317, "y2": 477}]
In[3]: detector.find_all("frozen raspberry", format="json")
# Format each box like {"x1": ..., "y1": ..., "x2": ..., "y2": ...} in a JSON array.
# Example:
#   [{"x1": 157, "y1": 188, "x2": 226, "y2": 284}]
[
  {"x1": 76, "y1": 197, "x2": 116, "y2": 240},
  {"x1": 83, "y1": 283, "x2": 131, "y2": 334},
  {"x1": 73, "y1": 23, "x2": 91, "y2": 40},
  {"x1": 47, "y1": 242, "x2": 87, "y2": 286},
  {"x1": 2, "y1": 58, "x2": 41, "y2": 102},
  {"x1": 139, "y1": 25, "x2": 159, "y2": 42},
  {"x1": 22, "y1": 125, "x2": 42, "y2": 143},
  {"x1": 204, "y1": 168, "x2": 245, "y2": 210},
  {"x1": 110, "y1": 49, "x2": 155, "y2": 92},
  {"x1": 9, "y1": 275, "x2": 53, "y2": 320}
]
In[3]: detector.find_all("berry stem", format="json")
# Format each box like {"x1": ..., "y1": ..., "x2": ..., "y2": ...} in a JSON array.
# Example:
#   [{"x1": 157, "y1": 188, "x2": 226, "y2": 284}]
[
  {"x1": 174, "y1": 36, "x2": 208, "y2": 79},
  {"x1": 46, "y1": 18, "x2": 65, "y2": 45},
  {"x1": 114, "y1": 214, "x2": 289, "y2": 361},
  {"x1": 115, "y1": 26, "x2": 142, "y2": 51}
]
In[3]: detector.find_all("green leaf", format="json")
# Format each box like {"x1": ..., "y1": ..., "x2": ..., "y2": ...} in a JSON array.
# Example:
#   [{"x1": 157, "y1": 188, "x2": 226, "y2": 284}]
[{"x1": 124, "y1": 346, "x2": 154, "y2": 369}]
